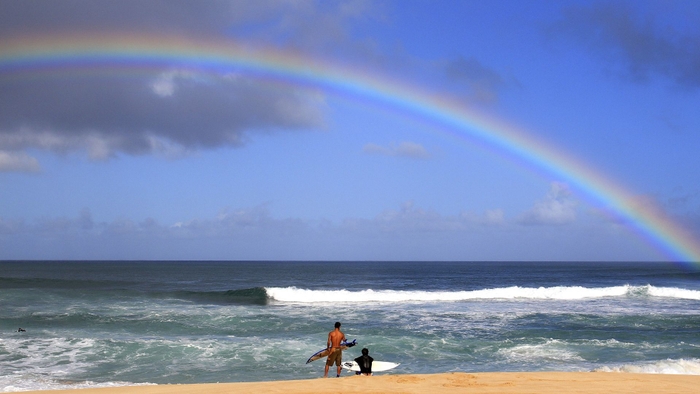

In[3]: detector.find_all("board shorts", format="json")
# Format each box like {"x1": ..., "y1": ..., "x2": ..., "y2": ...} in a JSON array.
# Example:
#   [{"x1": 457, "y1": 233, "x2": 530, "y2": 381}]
[{"x1": 325, "y1": 348, "x2": 342, "y2": 366}]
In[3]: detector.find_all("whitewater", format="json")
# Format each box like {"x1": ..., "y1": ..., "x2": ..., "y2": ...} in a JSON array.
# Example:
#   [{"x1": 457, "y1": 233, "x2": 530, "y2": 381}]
[
  {"x1": 265, "y1": 284, "x2": 700, "y2": 302},
  {"x1": 1, "y1": 261, "x2": 699, "y2": 392}
]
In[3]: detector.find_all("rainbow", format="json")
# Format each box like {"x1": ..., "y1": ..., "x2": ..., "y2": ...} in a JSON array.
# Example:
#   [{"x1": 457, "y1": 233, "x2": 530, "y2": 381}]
[{"x1": 1, "y1": 33, "x2": 699, "y2": 264}]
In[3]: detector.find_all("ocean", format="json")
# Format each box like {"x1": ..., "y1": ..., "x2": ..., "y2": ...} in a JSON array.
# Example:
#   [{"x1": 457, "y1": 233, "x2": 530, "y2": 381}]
[{"x1": 1, "y1": 261, "x2": 699, "y2": 392}]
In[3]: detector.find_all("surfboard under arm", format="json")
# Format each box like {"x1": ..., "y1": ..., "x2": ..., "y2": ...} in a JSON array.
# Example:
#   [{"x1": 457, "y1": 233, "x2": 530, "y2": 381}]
[{"x1": 305, "y1": 339, "x2": 357, "y2": 364}]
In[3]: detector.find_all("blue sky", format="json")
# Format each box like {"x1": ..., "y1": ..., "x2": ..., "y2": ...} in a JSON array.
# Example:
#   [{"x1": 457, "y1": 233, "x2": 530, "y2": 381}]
[{"x1": 1, "y1": 0, "x2": 699, "y2": 261}]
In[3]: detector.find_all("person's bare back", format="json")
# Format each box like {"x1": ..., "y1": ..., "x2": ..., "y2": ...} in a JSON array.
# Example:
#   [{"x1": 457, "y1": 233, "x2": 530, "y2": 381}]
[{"x1": 327, "y1": 328, "x2": 345, "y2": 349}]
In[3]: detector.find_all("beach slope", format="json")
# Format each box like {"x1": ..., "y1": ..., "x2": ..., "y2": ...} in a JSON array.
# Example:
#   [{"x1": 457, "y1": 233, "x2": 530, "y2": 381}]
[{"x1": 21, "y1": 372, "x2": 700, "y2": 394}]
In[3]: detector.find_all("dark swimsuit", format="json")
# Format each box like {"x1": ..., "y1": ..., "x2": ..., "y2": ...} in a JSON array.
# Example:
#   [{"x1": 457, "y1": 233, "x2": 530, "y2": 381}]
[{"x1": 354, "y1": 355, "x2": 373, "y2": 375}]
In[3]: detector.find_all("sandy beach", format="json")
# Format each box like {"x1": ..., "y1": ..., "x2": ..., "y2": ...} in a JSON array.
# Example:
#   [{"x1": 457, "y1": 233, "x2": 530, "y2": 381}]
[{"x1": 19, "y1": 372, "x2": 700, "y2": 394}]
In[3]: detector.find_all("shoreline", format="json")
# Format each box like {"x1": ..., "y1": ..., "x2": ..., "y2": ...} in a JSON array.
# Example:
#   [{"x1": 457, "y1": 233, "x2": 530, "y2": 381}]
[{"x1": 17, "y1": 372, "x2": 700, "y2": 394}]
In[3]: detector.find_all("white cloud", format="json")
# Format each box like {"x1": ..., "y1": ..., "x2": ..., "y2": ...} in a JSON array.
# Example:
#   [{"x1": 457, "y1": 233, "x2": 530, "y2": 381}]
[
  {"x1": 362, "y1": 141, "x2": 431, "y2": 159},
  {"x1": 518, "y1": 182, "x2": 578, "y2": 225},
  {"x1": 458, "y1": 209, "x2": 505, "y2": 226},
  {"x1": 484, "y1": 209, "x2": 506, "y2": 225},
  {"x1": 371, "y1": 201, "x2": 461, "y2": 232},
  {"x1": 151, "y1": 71, "x2": 181, "y2": 97},
  {"x1": 0, "y1": 198, "x2": 668, "y2": 261},
  {"x1": 0, "y1": 151, "x2": 41, "y2": 173}
]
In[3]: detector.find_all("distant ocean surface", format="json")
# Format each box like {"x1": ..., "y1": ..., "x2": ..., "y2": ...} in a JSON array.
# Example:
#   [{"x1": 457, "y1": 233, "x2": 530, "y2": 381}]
[{"x1": 2, "y1": 261, "x2": 700, "y2": 392}]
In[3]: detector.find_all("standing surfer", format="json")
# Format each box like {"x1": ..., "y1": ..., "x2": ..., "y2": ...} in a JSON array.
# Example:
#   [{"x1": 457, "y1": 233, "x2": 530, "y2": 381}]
[{"x1": 324, "y1": 322, "x2": 346, "y2": 378}]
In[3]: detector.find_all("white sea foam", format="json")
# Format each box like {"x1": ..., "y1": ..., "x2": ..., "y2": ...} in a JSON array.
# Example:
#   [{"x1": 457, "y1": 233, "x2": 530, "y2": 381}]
[
  {"x1": 0, "y1": 337, "x2": 113, "y2": 392},
  {"x1": 497, "y1": 339, "x2": 585, "y2": 363},
  {"x1": 595, "y1": 358, "x2": 700, "y2": 375},
  {"x1": 2, "y1": 337, "x2": 98, "y2": 377},
  {"x1": 264, "y1": 284, "x2": 700, "y2": 303},
  {"x1": 646, "y1": 285, "x2": 700, "y2": 300}
]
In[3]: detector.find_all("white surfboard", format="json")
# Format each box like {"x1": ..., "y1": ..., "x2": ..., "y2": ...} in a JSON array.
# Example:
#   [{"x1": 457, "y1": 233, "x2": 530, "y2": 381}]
[{"x1": 341, "y1": 360, "x2": 400, "y2": 373}]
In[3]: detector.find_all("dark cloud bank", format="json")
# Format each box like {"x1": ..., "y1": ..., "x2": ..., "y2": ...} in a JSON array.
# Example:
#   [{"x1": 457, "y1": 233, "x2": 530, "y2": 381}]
[
  {"x1": 549, "y1": 2, "x2": 700, "y2": 89},
  {"x1": 0, "y1": 0, "x2": 378, "y2": 169},
  {"x1": 0, "y1": 0, "x2": 515, "y2": 171}
]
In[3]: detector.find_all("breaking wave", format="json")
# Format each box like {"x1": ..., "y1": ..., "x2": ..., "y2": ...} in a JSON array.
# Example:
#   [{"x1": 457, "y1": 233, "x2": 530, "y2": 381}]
[
  {"x1": 175, "y1": 287, "x2": 269, "y2": 305},
  {"x1": 596, "y1": 358, "x2": 700, "y2": 375},
  {"x1": 264, "y1": 284, "x2": 700, "y2": 303}
]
